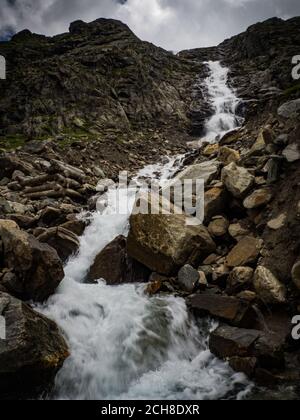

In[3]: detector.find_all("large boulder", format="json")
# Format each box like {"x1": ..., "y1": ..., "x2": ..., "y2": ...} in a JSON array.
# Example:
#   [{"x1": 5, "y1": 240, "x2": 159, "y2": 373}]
[
  {"x1": 210, "y1": 325, "x2": 260, "y2": 358},
  {"x1": 0, "y1": 292, "x2": 69, "y2": 399},
  {"x1": 221, "y1": 162, "x2": 255, "y2": 198},
  {"x1": 187, "y1": 293, "x2": 255, "y2": 327},
  {"x1": 127, "y1": 198, "x2": 216, "y2": 275},
  {"x1": 253, "y1": 266, "x2": 286, "y2": 305},
  {"x1": 226, "y1": 236, "x2": 263, "y2": 267},
  {"x1": 37, "y1": 227, "x2": 80, "y2": 262},
  {"x1": 172, "y1": 160, "x2": 220, "y2": 186},
  {"x1": 87, "y1": 235, "x2": 151, "y2": 285},
  {"x1": 0, "y1": 220, "x2": 64, "y2": 302}
]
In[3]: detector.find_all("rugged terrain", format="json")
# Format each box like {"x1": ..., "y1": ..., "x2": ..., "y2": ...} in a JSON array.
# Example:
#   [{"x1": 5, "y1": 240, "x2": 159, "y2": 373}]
[{"x1": 0, "y1": 16, "x2": 300, "y2": 399}]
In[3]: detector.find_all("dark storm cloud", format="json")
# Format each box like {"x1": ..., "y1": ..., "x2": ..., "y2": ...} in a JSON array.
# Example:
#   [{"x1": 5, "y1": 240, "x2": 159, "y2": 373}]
[{"x1": 0, "y1": 0, "x2": 300, "y2": 49}]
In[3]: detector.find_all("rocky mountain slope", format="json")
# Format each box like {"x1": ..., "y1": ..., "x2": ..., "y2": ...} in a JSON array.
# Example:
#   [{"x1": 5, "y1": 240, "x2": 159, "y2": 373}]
[{"x1": 0, "y1": 16, "x2": 300, "y2": 399}]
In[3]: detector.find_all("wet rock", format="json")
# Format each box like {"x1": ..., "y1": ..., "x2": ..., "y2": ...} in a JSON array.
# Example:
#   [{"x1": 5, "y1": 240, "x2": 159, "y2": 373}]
[
  {"x1": 254, "y1": 266, "x2": 286, "y2": 304},
  {"x1": 127, "y1": 195, "x2": 216, "y2": 275},
  {"x1": 210, "y1": 325, "x2": 261, "y2": 358},
  {"x1": 38, "y1": 207, "x2": 66, "y2": 227},
  {"x1": 229, "y1": 357, "x2": 257, "y2": 378},
  {"x1": 37, "y1": 227, "x2": 80, "y2": 262},
  {"x1": 218, "y1": 146, "x2": 240, "y2": 165},
  {"x1": 208, "y1": 216, "x2": 229, "y2": 237},
  {"x1": 0, "y1": 292, "x2": 69, "y2": 399},
  {"x1": 226, "y1": 236, "x2": 262, "y2": 267},
  {"x1": 0, "y1": 220, "x2": 64, "y2": 302},
  {"x1": 60, "y1": 219, "x2": 86, "y2": 236},
  {"x1": 8, "y1": 214, "x2": 36, "y2": 229},
  {"x1": 243, "y1": 188, "x2": 272, "y2": 209},
  {"x1": 187, "y1": 293, "x2": 255, "y2": 327},
  {"x1": 282, "y1": 143, "x2": 300, "y2": 163},
  {"x1": 278, "y1": 99, "x2": 300, "y2": 119},
  {"x1": 221, "y1": 163, "x2": 255, "y2": 199},
  {"x1": 178, "y1": 264, "x2": 199, "y2": 293},
  {"x1": 87, "y1": 235, "x2": 151, "y2": 285}
]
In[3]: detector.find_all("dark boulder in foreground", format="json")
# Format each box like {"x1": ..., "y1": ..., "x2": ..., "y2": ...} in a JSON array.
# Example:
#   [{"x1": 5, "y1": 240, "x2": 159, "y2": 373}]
[
  {"x1": 0, "y1": 292, "x2": 69, "y2": 399},
  {"x1": 87, "y1": 235, "x2": 151, "y2": 285},
  {"x1": 0, "y1": 220, "x2": 64, "y2": 302},
  {"x1": 187, "y1": 292, "x2": 256, "y2": 328}
]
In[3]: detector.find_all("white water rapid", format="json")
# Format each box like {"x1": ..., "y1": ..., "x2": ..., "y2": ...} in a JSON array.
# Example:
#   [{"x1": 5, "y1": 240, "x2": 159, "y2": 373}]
[
  {"x1": 38, "y1": 62, "x2": 251, "y2": 401},
  {"x1": 204, "y1": 61, "x2": 243, "y2": 142}
]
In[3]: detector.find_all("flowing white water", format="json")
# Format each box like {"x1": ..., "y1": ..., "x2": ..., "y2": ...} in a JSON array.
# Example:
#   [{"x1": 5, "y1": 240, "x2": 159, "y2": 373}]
[
  {"x1": 38, "y1": 63, "x2": 251, "y2": 400},
  {"x1": 204, "y1": 61, "x2": 243, "y2": 143}
]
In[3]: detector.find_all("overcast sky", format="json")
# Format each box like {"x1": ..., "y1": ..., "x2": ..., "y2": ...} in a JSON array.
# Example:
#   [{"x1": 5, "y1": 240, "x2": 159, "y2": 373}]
[{"x1": 1, "y1": 0, "x2": 300, "y2": 50}]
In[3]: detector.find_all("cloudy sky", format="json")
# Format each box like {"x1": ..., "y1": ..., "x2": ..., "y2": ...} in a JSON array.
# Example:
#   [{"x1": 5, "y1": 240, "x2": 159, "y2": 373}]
[{"x1": 1, "y1": 0, "x2": 300, "y2": 50}]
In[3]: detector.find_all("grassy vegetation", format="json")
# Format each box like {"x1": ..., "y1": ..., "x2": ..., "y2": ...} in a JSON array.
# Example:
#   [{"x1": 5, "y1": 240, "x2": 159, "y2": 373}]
[{"x1": 0, "y1": 135, "x2": 26, "y2": 151}]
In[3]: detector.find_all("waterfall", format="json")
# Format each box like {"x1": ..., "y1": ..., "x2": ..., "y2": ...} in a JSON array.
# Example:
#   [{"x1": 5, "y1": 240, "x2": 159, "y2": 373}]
[
  {"x1": 37, "y1": 63, "x2": 251, "y2": 401},
  {"x1": 204, "y1": 61, "x2": 243, "y2": 142}
]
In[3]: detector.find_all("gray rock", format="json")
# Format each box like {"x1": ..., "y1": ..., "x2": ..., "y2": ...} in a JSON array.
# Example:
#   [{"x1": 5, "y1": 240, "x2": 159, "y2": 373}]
[
  {"x1": 0, "y1": 292, "x2": 69, "y2": 399},
  {"x1": 178, "y1": 264, "x2": 199, "y2": 292},
  {"x1": 282, "y1": 143, "x2": 300, "y2": 163},
  {"x1": 278, "y1": 99, "x2": 300, "y2": 119}
]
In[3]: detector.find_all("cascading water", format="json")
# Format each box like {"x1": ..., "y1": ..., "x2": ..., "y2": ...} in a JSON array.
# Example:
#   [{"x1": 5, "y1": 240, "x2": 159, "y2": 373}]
[
  {"x1": 38, "y1": 63, "x2": 252, "y2": 401},
  {"x1": 204, "y1": 61, "x2": 243, "y2": 142}
]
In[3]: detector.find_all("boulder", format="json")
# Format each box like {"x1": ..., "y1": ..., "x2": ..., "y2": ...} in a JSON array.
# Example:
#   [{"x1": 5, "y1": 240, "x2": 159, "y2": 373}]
[
  {"x1": 282, "y1": 143, "x2": 300, "y2": 163},
  {"x1": 253, "y1": 266, "x2": 286, "y2": 304},
  {"x1": 171, "y1": 160, "x2": 220, "y2": 187},
  {"x1": 37, "y1": 227, "x2": 80, "y2": 262},
  {"x1": 204, "y1": 187, "x2": 228, "y2": 222},
  {"x1": 187, "y1": 293, "x2": 255, "y2": 327},
  {"x1": 218, "y1": 146, "x2": 240, "y2": 165},
  {"x1": 177, "y1": 265, "x2": 199, "y2": 293},
  {"x1": 228, "y1": 222, "x2": 251, "y2": 241},
  {"x1": 243, "y1": 188, "x2": 272, "y2": 209},
  {"x1": 87, "y1": 235, "x2": 151, "y2": 285},
  {"x1": 227, "y1": 267, "x2": 254, "y2": 291},
  {"x1": 210, "y1": 325, "x2": 261, "y2": 358},
  {"x1": 127, "y1": 197, "x2": 216, "y2": 275},
  {"x1": 277, "y1": 99, "x2": 300, "y2": 119},
  {"x1": 248, "y1": 130, "x2": 268, "y2": 156},
  {"x1": 267, "y1": 213, "x2": 286, "y2": 230},
  {"x1": 203, "y1": 144, "x2": 219, "y2": 157},
  {"x1": 0, "y1": 292, "x2": 69, "y2": 399},
  {"x1": 0, "y1": 155, "x2": 34, "y2": 179},
  {"x1": 226, "y1": 236, "x2": 262, "y2": 267},
  {"x1": 221, "y1": 163, "x2": 255, "y2": 199},
  {"x1": 0, "y1": 220, "x2": 64, "y2": 302},
  {"x1": 292, "y1": 260, "x2": 300, "y2": 290},
  {"x1": 210, "y1": 324, "x2": 286, "y2": 378},
  {"x1": 60, "y1": 219, "x2": 86, "y2": 236},
  {"x1": 208, "y1": 216, "x2": 229, "y2": 237}
]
